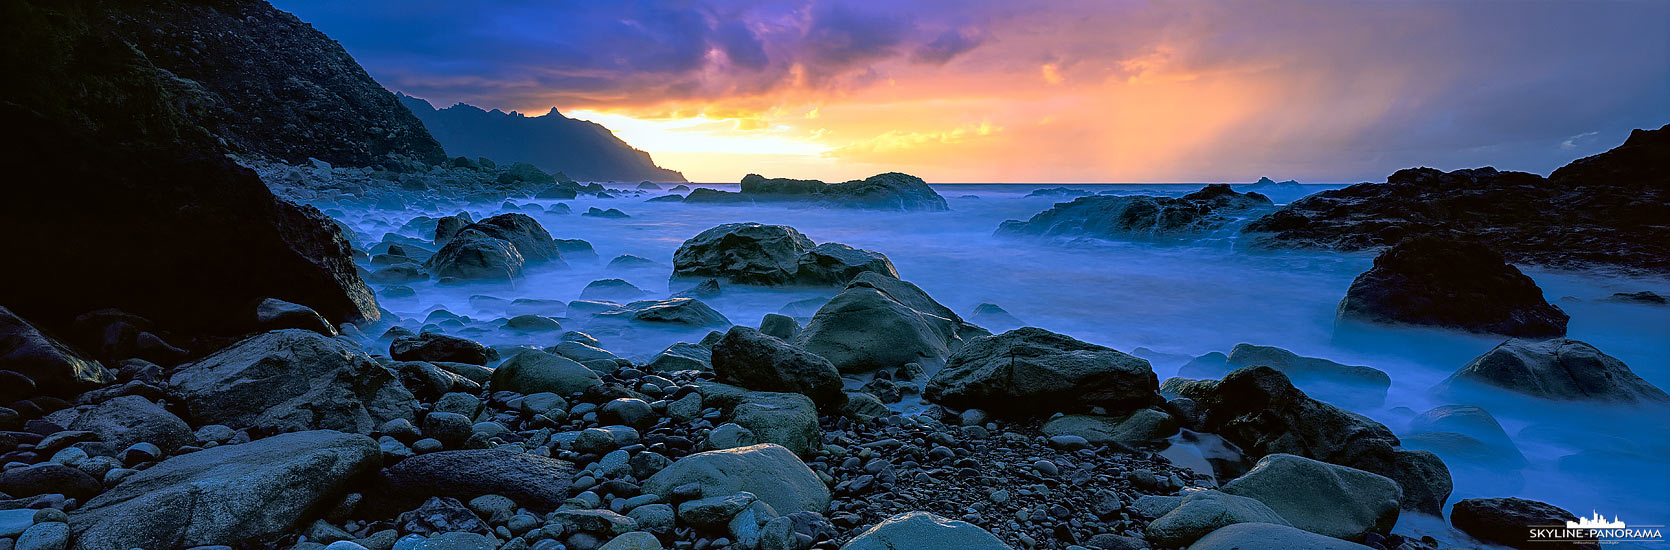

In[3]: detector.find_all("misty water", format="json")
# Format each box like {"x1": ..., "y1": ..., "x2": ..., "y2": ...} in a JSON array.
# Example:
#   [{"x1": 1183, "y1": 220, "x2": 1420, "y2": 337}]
[{"x1": 323, "y1": 183, "x2": 1670, "y2": 542}]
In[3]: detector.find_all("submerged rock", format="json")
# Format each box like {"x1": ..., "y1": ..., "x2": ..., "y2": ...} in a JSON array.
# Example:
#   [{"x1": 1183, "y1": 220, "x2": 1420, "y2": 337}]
[
  {"x1": 671, "y1": 223, "x2": 897, "y2": 286},
  {"x1": 997, "y1": 184, "x2": 1272, "y2": 240},
  {"x1": 1450, "y1": 498, "x2": 1598, "y2": 550},
  {"x1": 1180, "y1": 344, "x2": 1390, "y2": 406},
  {"x1": 1433, "y1": 338, "x2": 1670, "y2": 404},
  {"x1": 926, "y1": 327, "x2": 1160, "y2": 416},
  {"x1": 1335, "y1": 236, "x2": 1568, "y2": 337},
  {"x1": 796, "y1": 273, "x2": 987, "y2": 372},
  {"x1": 425, "y1": 233, "x2": 525, "y2": 282},
  {"x1": 597, "y1": 298, "x2": 731, "y2": 327}
]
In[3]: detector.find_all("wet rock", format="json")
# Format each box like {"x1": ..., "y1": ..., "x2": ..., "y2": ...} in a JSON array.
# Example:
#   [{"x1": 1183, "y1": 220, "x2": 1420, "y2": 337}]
[
  {"x1": 457, "y1": 214, "x2": 565, "y2": 264},
  {"x1": 67, "y1": 395, "x2": 191, "y2": 456},
  {"x1": 1405, "y1": 405, "x2": 1525, "y2": 465},
  {"x1": 0, "y1": 464, "x2": 102, "y2": 501},
  {"x1": 712, "y1": 327, "x2": 843, "y2": 407},
  {"x1": 1433, "y1": 338, "x2": 1670, "y2": 404},
  {"x1": 168, "y1": 330, "x2": 415, "y2": 434},
  {"x1": 1451, "y1": 497, "x2": 1598, "y2": 550},
  {"x1": 1334, "y1": 236, "x2": 1569, "y2": 337},
  {"x1": 67, "y1": 431, "x2": 379, "y2": 550},
  {"x1": 597, "y1": 298, "x2": 731, "y2": 327},
  {"x1": 0, "y1": 307, "x2": 115, "y2": 396},
  {"x1": 840, "y1": 511, "x2": 1010, "y2": 550},
  {"x1": 1220, "y1": 454, "x2": 1400, "y2": 541},
  {"x1": 642, "y1": 444, "x2": 829, "y2": 516},
  {"x1": 377, "y1": 449, "x2": 575, "y2": 513},
  {"x1": 670, "y1": 223, "x2": 898, "y2": 287},
  {"x1": 255, "y1": 298, "x2": 337, "y2": 336},
  {"x1": 1144, "y1": 490, "x2": 1290, "y2": 547},
  {"x1": 999, "y1": 184, "x2": 1272, "y2": 240},
  {"x1": 391, "y1": 333, "x2": 499, "y2": 366},
  {"x1": 1181, "y1": 344, "x2": 1390, "y2": 406},
  {"x1": 425, "y1": 233, "x2": 525, "y2": 282},
  {"x1": 966, "y1": 303, "x2": 1024, "y2": 332},
  {"x1": 758, "y1": 314, "x2": 799, "y2": 340},
  {"x1": 581, "y1": 279, "x2": 648, "y2": 302},
  {"x1": 598, "y1": 531, "x2": 661, "y2": 550},
  {"x1": 796, "y1": 273, "x2": 987, "y2": 373},
  {"x1": 490, "y1": 350, "x2": 602, "y2": 395},
  {"x1": 1389, "y1": 449, "x2": 1453, "y2": 516},
  {"x1": 1040, "y1": 410, "x2": 1178, "y2": 446},
  {"x1": 927, "y1": 327, "x2": 1159, "y2": 416},
  {"x1": 728, "y1": 391, "x2": 821, "y2": 456},
  {"x1": 1188, "y1": 522, "x2": 1375, "y2": 550}
]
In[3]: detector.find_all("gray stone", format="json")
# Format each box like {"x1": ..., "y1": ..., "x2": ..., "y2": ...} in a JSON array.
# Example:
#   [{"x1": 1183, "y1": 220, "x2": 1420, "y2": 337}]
[
  {"x1": 839, "y1": 511, "x2": 1011, "y2": 550},
  {"x1": 69, "y1": 395, "x2": 191, "y2": 456},
  {"x1": 377, "y1": 449, "x2": 575, "y2": 512},
  {"x1": 758, "y1": 314, "x2": 799, "y2": 340},
  {"x1": 796, "y1": 273, "x2": 987, "y2": 373},
  {"x1": 0, "y1": 306, "x2": 115, "y2": 396},
  {"x1": 1220, "y1": 454, "x2": 1401, "y2": 541},
  {"x1": 17, "y1": 522, "x2": 69, "y2": 550},
  {"x1": 642, "y1": 444, "x2": 829, "y2": 516},
  {"x1": 729, "y1": 392, "x2": 820, "y2": 456},
  {"x1": 255, "y1": 298, "x2": 337, "y2": 336},
  {"x1": 598, "y1": 531, "x2": 661, "y2": 550},
  {"x1": 712, "y1": 327, "x2": 843, "y2": 406},
  {"x1": 491, "y1": 350, "x2": 601, "y2": 395},
  {"x1": 1040, "y1": 410, "x2": 1178, "y2": 446},
  {"x1": 1187, "y1": 522, "x2": 1375, "y2": 550},
  {"x1": 927, "y1": 327, "x2": 1159, "y2": 416},
  {"x1": 1433, "y1": 338, "x2": 1670, "y2": 404},
  {"x1": 1143, "y1": 490, "x2": 1290, "y2": 547}
]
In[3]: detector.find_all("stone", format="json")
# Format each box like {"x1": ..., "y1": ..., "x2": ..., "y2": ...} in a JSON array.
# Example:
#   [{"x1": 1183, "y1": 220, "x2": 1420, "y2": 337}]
[
  {"x1": 704, "y1": 423, "x2": 758, "y2": 451},
  {"x1": 17, "y1": 522, "x2": 70, "y2": 550},
  {"x1": 711, "y1": 326, "x2": 843, "y2": 407},
  {"x1": 670, "y1": 223, "x2": 898, "y2": 287},
  {"x1": 678, "y1": 492, "x2": 756, "y2": 528},
  {"x1": 505, "y1": 315, "x2": 562, "y2": 332},
  {"x1": 644, "y1": 342, "x2": 712, "y2": 373},
  {"x1": 167, "y1": 330, "x2": 415, "y2": 434},
  {"x1": 1433, "y1": 338, "x2": 1670, "y2": 404},
  {"x1": 998, "y1": 184, "x2": 1272, "y2": 240},
  {"x1": 758, "y1": 314, "x2": 799, "y2": 340},
  {"x1": 391, "y1": 333, "x2": 498, "y2": 366},
  {"x1": 554, "y1": 341, "x2": 620, "y2": 363},
  {"x1": 425, "y1": 232, "x2": 525, "y2": 281},
  {"x1": 598, "y1": 531, "x2": 661, "y2": 550},
  {"x1": 0, "y1": 464, "x2": 102, "y2": 500},
  {"x1": 627, "y1": 504, "x2": 675, "y2": 535},
  {"x1": 67, "y1": 431, "x2": 379, "y2": 550},
  {"x1": 457, "y1": 214, "x2": 565, "y2": 265},
  {"x1": 255, "y1": 298, "x2": 337, "y2": 336},
  {"x1": 1143, "y1": 490, "x2": 1291, "y2": 547},
  {"x1": 642, "y1": 444, "x2": 829, "y2": 516},
  {"x1": 967, "y1": 303, "x2": 1024, "y2": 332},
  {"x1": 1040, "y1": 410, "x2": 1178, "y2": 446},
  {"x1": 599, "y1": 399, "x2": 656, "y2": 429},
  {"x1": 728, "y1": 392, "x2": 821, "y2": 456},
  {"x1": 796, "y1": 273, "x2": 987, "y2": 373},
  {"x1": 1405, "y1": 405, "x2": 1525, "y2": 464},
  {"x1": 377, "y1": 449, "x2": 575, "y2": 513},
  {"x1": 0, "y1": 307, "x2": 115, "y2": 396},
  {"x1": 1220, "y1": 454, "x2": 1401, "y2": 541},
  {"x1": 1390, "y1": 449, "x2": 1453, "y2": 516},
  {"x1": 926, "y1": 327, "x2": 1159, "y2": 416},
  {"x1": 491, "y1": 350, "x2": 601, "y2": 395},
  {"x1": 1187, "y1": 522, "x2": 1376, "y2": 550},
  {"x1": 1334, "y1": 236, "x2": 1569, "y2": 337},
  {"x1": 68, "y1": 395, "x2": 191, "y2": 456},
  {"x1": 596, "y1": 299, "x2": 731, "y2": 327},
  {"x1": 581, "y1": 279, "x2": 649, "y2": 302},
  {"x1": 1181, "y1": 344, "x2": 1391, "y2": 406},
  {"x1": 839, "y1": 511, "x2": 1010, "y2": 550},
  {"x1": 1451, "y1": 498, "x2": 1597, "y2": 550}
]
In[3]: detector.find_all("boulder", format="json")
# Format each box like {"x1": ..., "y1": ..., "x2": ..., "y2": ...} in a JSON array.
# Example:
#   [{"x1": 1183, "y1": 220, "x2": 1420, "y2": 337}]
[
  {"x1": 1405, "y1": 405, "x2": 1525, "y2": 465},
  {"x1": 642, "y1": 444, "x2": 829, "y2": 516},
  {"x1": 68, "y1": 395, "x2": 191, "y2": 456},
  {"x1": 670, "y1": 223, "x2": 897, "y2": 287},
  {"x1": 645, "y1": 342, "x2": 713, "y2": 373},
  {"x1": 1144, "y1": 490, "x2": 1291, "y2": 547},
  {"x1": 425, "y1": 232, "x2": 525, "y2": 281},
  {"x1": 491, "y1": 350, "x2": 602, "y2": 395},
  {"x1": 1220, "y1": 454, "x2": 1401, "y2": 541},
  {"x1": 0, "y1": 307, "x2": 114, "y2": 396},
  {"x1": 1181, "y1": 344, "x2": 1390, "y2": 406},
  {"x1": 1450, "y1": 498, "x2": 1598, "y2": 550},
  {"x1": 925, "y1": 327, "x2": 1159, "y2": 416},
  {"x1": 434, "y1": 214, "x2": 473, "y2": 243},
  {"x1": 1187, "y1": 522, "x2": 1377, "y2": 550},
  {"x1": 254, "y1": 298, "x2": 336, "y2": 336},
  {"x1": 167, "y1": 330, "x2": 415, "y2": 434},
  {"x1": 997, "y1": 184, "x2": 1272, "y2": 240},
  {"x1": 581, "y1": 279, "x2": 649, "y2": 302},
  {"x1": 711, "y1": 327, "x2": 843, "y2": 407},
  {"x1": 391, "y1": 332, "x2": 499, "y2": 366},
  {"x1": 67, "y1": 431, "x2": 380, "y2": 550},
  {"x1": 967, "y1": 303, "x2": 1024, "y2": 332},
  {"x1": 758, "y1": 313, "x2": 799, "y2": 340},
  {"x1": 840, "y1": 511, "x2": 1010, "y2": 550},
  {"x1": 727, "y1": 391, "x2": 821, "y2": 457},
  {"x1": 376, "y1": 449, "x2": 575, "y2": 513},
  {"x1": 722, "y1": 172, "x2": 949, "y2": 211},
  {"x1": 1390, "y1": 449, "x2": 1453, "y2": 516},
  {"x1": 1433, "y1": 338, "x2": 1670, "y2": 404},
  {"x1": 1334, "y1": 236, "x2": 1569, "y2": 337},
  {"x1": 0, "y1": 464, "x2": 101, "y2": 501},
  {"x1": 597, "y1": 298, "x2": 731, "y2": 327},
  {"x1": 1040, "y1": 410, "x2": 1178, "y2": 446},
  {"x1": 796, "y1": 273, "x2": 987, "y2": 373},
  {"x1": 457, "y1": 214, "x2": 564, "y2": 264}
]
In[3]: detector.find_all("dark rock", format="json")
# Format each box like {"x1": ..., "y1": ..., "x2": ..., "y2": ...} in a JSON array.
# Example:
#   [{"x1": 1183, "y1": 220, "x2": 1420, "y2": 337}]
[
  {"x1": 1433, "y1": 338, "x2": 1670, "y2": 404},
  {"x1": 67, "y1": 395, "x2": 191, "y2": 456},
  {"x1": 425, "y1": 232, "x2": 526, "y2": 282},
  {"x1": 1244, "y1": 126, "x2": 1670, "y2": 274},
  {"x1": 795, "y1": 273, "x2": 987, "y2": 372},
  {"x1": 435, "y1": 214, "x2": 474, "y2": 243},
  {"x1": 597, "y1": 298, "x2": 731, "y2": 327},
  {"x1": 456, "y1": 214, "x2": 565, "y2": 264},
  {"x1": 693, "y1": 173, "x2": 949, "y2": 211},
  {"x1": 1450, "y1": 498, "x2": 1598, "y2": 550},
  {"x1": 0, "y1": 464, "x2": 101, "y2": 501},
  {"x1": 254, "y1": 298, "x2": 336, "y2": 336},
  {"x1": 1335, "y1": 236, "x2": 1568, "y2": 337},
  {"x1": 711, "y1": 327, "x2": 844, "y2": 407},
  {"x1": 0, "y1": 307, "x2": 114, "y2": 396},
  {"x1": 997, "y1": 184, "x2": 1272, "y2": 240},
  {"x1": 490, "y1": 349, "x2": 602, "y2": 395},
  {"x1": 67, "y1": 431, "x2": 381, "y2": 550},
  {"x1": 926, "y1": 327, "x2": 1160, "y2": 416},
  {"x1": 168, "y1": 329, "x2": 416, "y2": 434},
  {"x1": 671, "y1": 223, "x2": 897, "y2": 286},
  {"x1": 391, "y1": 332, "x2": 499, "y2": 366},
  {"x1": 580, "y1": 279, "x2": 648, "y2": 302},
  {"x1": 758, "y1": 313, "x2": 800, "y2": 340},
  {"x1": 377, "y1": 449, "x2": 576, "y2": 513},
  {"x1": 1602, "y1": 291, "x2": 1667, "y2": 305},
  {"x1": 583, "y1": 207, "x2": 631, "y2": 219},
  {"x1": 1180, "y1": 344, "x2": 1390, "y2": 406}
]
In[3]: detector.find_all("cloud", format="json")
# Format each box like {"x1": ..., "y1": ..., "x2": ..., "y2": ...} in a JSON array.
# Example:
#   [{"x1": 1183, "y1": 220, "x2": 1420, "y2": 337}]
[{"x1": 913, "y1": 29, "x2": 984, "y2": 65}]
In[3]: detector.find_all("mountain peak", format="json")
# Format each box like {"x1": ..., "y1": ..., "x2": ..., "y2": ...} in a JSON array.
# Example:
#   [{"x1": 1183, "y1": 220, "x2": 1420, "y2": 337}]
[{"x1": 399, "y1": 95, "x2": 685, "y2": 182}]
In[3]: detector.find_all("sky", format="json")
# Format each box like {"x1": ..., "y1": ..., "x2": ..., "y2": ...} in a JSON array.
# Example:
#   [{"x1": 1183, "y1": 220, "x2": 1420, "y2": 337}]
[{"x1": 278, "y1": 0, "x2": 1669, "y2": 183}]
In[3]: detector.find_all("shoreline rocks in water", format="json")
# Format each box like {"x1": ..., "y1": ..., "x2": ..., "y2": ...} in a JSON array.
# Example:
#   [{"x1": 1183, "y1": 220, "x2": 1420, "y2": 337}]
[
  {"x1": 795, "y1": 273, "x2": 988, "y2": 373},
  {"x1": 996, "y1": 184, "x2": 1273, "y2": 240},
  {"x1": 1433, "y1": 338, "x2": 1670, "y2": 404},
  {"x1": 926, "y1": 327, "x2": 1161, "y2": 416},
  {"x1": 1335, "y1": 236, "x2": 1569, "y2": 338},
  {"x1": 671, "y1": 223, "x2": 900, "y2": 287},
  {"x1": 1243, "y1": 124, "x2": 1670, "y2": 274},
  {"x1": 684, "y1": 172, "x2": 950, "y2": 211},
  {"x1": 1180, "y1": 343, "x2": 1391, "y2": 406}
]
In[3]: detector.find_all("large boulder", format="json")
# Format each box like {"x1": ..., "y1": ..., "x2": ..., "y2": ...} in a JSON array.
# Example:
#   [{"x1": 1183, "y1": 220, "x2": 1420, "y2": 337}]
[
  {"x1": 671, "y1": 223, "x2": 897, "y2": 286},
  {"x1": 1144, "y1": 490, "x2": 1291, "y2": 547},
  {"x1": 457, "y1": 214, "x2": 565, "y2": 264},
  {"x1": 796, "y1": 273, "x2": 987, "y2": 372},
  {"x1": 840, "y1": 511, "x2": 1011, "y2": 550},
  {"x1": 1433, "y1": 338, "x2": 1670, "y2": 404},
  {"x1": 997, "y1": 184, "x2": 1272, "y2": 240},
  {"x1": 1405, "y1": 405, "x2": 1526, "y2": 465},
  {"x1": 68, "y1": 395, "x2": 192, "y2": 456},
  {"x1": 1244, "y1": 126, "x2": 1670, "y2": 274},
  {"x1": 1334, "y1": 236, "x2": 1569, "y2": 337},
  {"x1": 1040, "y1": 410, "x2": 1179, "y2": 446},
  {"x1": 490, "y1": 349, "x2": 602, "y2": 395},
  {"x1": 642, "y1": 444, "x2": 830, "y2": 516},
  {"x1": 1450, "y1": 498, "x2": 1598, "y2": 550},
  {"x1": 391, "y1": 332, "x2": 499, "y2": 366},
  {"x1": 727, "y1": 391, "x2": 822, "y2": 456},
  {"x1": 718, "y1": 172, "x2": 949, "y2": 211},
  {"x1": 67, "y1": 431, "x2": 380, "y2": 550},
  {"x1": 376, "y1": 449, "x2": 575, "y2": 513},
  {"x1": 925, "y1": 327, "x2": 1160, "y2": 416},
  {"x1": 167, "y1": 329, "x2": 416, "y2": 434},
  {"x1": 1168, "y1": 366, "x2": 1449, "y2": 514},
  {"x1": 596, "y1": 298, "x2": 732, "y2": 327},
  {"x1": 0, "y1": 307, "x2": 114, "y2": 396},
  {"x1": 425, "y1": 232, "x2": 526, "y2": 282},
  {"x1": 1220, "y1": 454, "x2": 1401, "y2": 541},
  {"x1": 1181, "y1": 344, "x2": 1390, "y2": 406},
  {"x1": 711, "y1": 326, "x2": 843, "y2": 407},
  {"x1": 1188, "y1": 522, "x2": 1377, "y2": 550}
]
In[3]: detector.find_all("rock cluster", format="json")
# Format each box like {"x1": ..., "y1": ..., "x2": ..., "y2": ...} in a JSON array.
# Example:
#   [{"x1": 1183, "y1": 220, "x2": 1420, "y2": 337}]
[
  {"x1": 671, "y1": 223, "x2": 898, "y2": 287},
  {"x1": 1335, "y1": 236, "x2": 1569, "y2": 337},
  {"x1": 997, "y1": 184, "x2": 1273, "y2": 240},
  {"x1": 683, "y1": 173, "x2": 949, "y2": 211}
]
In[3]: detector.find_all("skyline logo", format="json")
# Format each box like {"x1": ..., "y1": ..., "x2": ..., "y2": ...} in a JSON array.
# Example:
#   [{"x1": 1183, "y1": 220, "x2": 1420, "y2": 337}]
[
  {"x1": 1569, "y1": 511, "x2": 1627, "y2": 530},
  {"x1": 1528, "y1": 509, "x2": 1664, "y2": 545}
]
